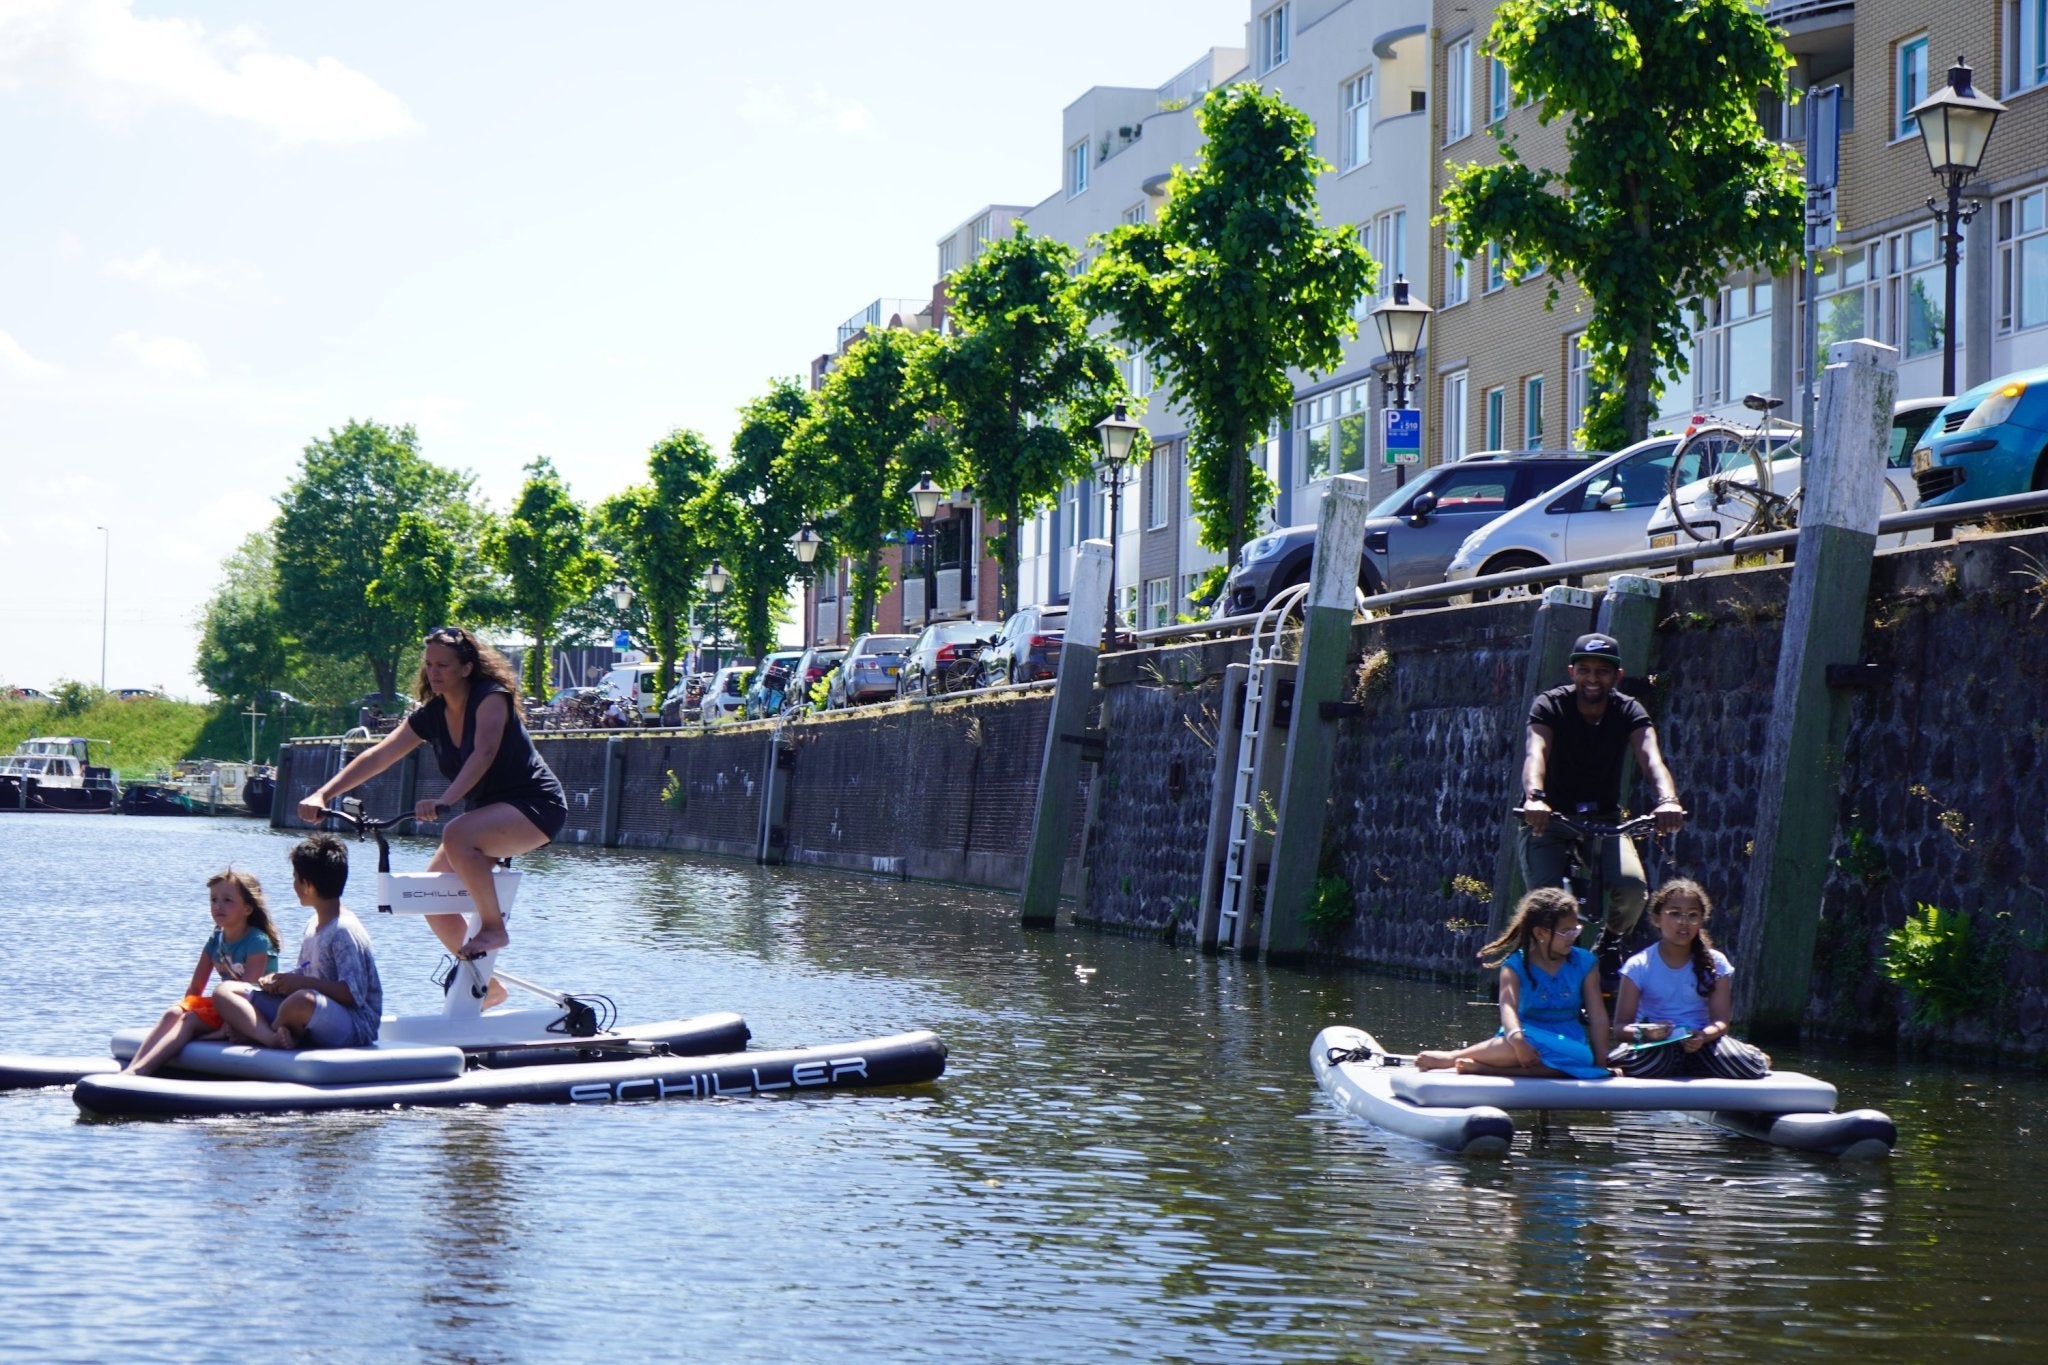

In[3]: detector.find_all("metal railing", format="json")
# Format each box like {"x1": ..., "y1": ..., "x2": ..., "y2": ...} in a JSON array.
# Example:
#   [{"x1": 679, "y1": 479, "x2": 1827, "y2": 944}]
[{"x1": 1126, "y1": 488, "x2": 2048, "y2": 649}]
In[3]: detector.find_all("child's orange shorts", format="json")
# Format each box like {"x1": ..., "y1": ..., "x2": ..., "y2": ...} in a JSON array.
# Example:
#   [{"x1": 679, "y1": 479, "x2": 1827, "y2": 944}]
[{"x1": 179, "y1": 994, "x2": 223, "y2": 1029}]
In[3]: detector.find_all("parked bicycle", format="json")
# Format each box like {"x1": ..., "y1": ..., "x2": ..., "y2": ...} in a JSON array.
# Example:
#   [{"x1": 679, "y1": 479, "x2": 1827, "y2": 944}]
[{"x1": 1666, "y1": 392, "x2": 1905, "y2": 542}]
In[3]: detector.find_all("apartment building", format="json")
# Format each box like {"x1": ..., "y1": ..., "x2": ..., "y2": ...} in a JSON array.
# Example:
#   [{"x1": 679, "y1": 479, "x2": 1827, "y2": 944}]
[{"x1": 1427, "y1": 0, "x2": 2048, "y2": 475}]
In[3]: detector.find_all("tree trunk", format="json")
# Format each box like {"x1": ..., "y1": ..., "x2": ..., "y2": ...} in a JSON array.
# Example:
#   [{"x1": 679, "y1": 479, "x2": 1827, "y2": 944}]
[
  {"x1": 853, "y1": 548, "x2": 883, "y2": 636},
  {"x1": 1226, "y1": 436, "x2": 1251, "y2": 569},
  {"x1": 371, "y1": 657, "x2": 396, "y2": 702},
  {"x1": 1623, "y1": 321, "x2": 1657, "y2": 445},
  {"x1": 1000, "y1": 495, "x2": 1022, "y2": 620},
  {"x1": 654, "y1": 608, "x2": 679, "y2": 692}
]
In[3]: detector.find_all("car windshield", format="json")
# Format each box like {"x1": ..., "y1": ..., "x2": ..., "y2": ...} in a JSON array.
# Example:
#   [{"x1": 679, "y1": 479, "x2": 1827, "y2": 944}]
[
  {"x1": 1368, "y1": 475, "x2": 1445, "y2": 518},
  {"x1": 935, "y1": 623, "x2": 987, "y2": 642},
  {"x1": 1037, "y1": 612, "x2": 1068, "y2": 631}
]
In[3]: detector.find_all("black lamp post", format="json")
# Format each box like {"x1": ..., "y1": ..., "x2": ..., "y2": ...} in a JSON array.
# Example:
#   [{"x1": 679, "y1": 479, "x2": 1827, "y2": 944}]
[
  {"x1": 789, "y1": 524, "x2": 821, "y2": 642},
  {"x1": 909, "y1": 471, "x2": 945, "y2": 627},
  {"x1": 700, "y1": 560, "x2": 729, "y2": 671},
  {"x1": 1909, "y1": 58, "x2": 2005, "y2": 396},
  {"x1": 1370, "y1": 275, "x2": 1433, "y2": 487},
  {"x1": 1094, "y1": 402, "x2": 1143, "y2": 646}
]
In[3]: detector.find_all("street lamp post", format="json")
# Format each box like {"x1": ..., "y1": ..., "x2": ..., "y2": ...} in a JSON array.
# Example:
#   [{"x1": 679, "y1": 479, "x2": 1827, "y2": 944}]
[
  {"x1": 1094, "y1": 402, "x2": 1142, "y2": 646},
  {"x1": 790, "y1": 523, "x2": 822, "y2": 643},
  {"x1": 1909, "y1": 58, "x2": 2005, "y2": 396},
  {"x1": 1370, "y1": 276, "x2": 1433, "y2": 488},
  {"x1": 96, "y1": 525, "x2": 109, "y2": 692},
  {"x1": 700, "y1": 560, "x2": 729, "y2": 671},
  {"x1": 909, "y1": 471, "x2": 945, "y2": 628}
]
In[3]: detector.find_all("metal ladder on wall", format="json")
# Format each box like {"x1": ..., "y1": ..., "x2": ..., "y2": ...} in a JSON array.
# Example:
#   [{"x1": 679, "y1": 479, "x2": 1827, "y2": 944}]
[{"x1": 1215, "y1": 583, "x2": 1311, "y2": 952}]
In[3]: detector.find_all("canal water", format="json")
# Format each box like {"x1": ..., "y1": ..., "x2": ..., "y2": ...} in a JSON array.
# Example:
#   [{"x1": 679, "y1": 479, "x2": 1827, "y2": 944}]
[{"x1": 2, "y1": 814, "x2": 2044, "y2": 1362}]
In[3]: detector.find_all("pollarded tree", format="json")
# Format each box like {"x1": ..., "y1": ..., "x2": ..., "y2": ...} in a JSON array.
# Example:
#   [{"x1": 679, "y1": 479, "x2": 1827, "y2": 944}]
[
  {"x1": 792, "y1": 326, "x2": 952, "y2": 636},
  {"x1": 1441, "y1": 0, "x2": 1803, "y2": 450},
  {"x1": 275, "y1": 419, "x2": 486, "y2": 699},
  {"x1": 715, "y1": 379, "x2": 824, "y2": 660},
  {"x1": 1082, "y1": 83, "x2": 1374, "y2": 568},
  {"x1": 924, "y1": 224, "x2": 1125, "y2": 618},
  {"x1": 486, "y1": 456, "x2": 610, "y2": 697},
  {"x1": 599, "y1": 428, "x2": 722, "y2": 694}
]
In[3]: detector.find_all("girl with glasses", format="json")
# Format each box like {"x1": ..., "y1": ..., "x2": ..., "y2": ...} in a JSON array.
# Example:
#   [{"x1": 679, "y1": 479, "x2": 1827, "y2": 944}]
[
  {"x1": 1416, "y1": 886, "x2": 1617, "y2": 1077},
  {"x1": 1608, "y1": 880, "x2": 1771, "y2": 1079}
]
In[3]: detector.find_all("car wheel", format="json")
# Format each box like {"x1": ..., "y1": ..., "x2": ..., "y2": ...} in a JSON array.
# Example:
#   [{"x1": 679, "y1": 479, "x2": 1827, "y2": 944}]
[{"x1": 1470, "y1": 552, "x2": 1548, "y2": 602}]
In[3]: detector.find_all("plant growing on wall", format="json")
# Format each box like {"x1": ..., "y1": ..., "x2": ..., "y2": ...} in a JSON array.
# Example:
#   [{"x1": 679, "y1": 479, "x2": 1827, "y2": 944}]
[
  {"x1": 1881, "y1": 902, "x2": 2001, "y2": 1025},
  {"x1": 1440, "y1": 0, "x2": 1802, "y2": 450}
]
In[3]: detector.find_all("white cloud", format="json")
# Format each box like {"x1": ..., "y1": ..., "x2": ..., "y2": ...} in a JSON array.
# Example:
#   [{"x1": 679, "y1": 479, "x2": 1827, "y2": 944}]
[
  {"x1": 0, "y1": 328, "x2": 62, "y2": 379},
  {"x1": 103, "y1": 245, "x2": 252, "y2": 295},
  {"x1": 0, "y1": 0, "x2": 419, "y2": 145},
  {"x1": 108, "y1": 329, "x2": 208, "y2": 379},
  {"x1": 737, "y1": 82, "x2": 872, "y2": 136}
]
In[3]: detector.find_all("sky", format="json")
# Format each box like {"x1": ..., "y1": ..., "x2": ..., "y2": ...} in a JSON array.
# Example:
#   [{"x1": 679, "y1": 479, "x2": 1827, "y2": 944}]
[{"x1": 0, "y1": 0, "x2": 1253, "y2": 698}]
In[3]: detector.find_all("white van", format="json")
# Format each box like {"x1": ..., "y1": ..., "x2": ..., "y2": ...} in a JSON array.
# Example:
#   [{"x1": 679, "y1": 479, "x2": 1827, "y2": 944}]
[{"x1": 596, "y1": 663, "x2": 665, "y2": 723}]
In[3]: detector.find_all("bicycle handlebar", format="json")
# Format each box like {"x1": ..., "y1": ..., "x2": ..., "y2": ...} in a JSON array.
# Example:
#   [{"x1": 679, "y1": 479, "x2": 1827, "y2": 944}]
[
  {"x1": 1512, "y1": 808, "x2": 1676, "y2": 839},
  {"x1": 323, "y1": 798, "x2": 437, "y2": 835}
]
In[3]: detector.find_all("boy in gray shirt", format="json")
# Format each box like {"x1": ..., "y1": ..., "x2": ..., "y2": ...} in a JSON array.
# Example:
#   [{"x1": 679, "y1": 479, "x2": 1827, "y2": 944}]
[{"x1": 214, "y1": 833, "x2": 382, "y2": 1048}]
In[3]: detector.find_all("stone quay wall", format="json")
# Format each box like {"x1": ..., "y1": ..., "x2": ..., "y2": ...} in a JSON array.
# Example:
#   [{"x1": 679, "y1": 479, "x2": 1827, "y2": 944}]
[{"x1": 1081, "y1": 526, "x2": 2048, "y2": 1053}]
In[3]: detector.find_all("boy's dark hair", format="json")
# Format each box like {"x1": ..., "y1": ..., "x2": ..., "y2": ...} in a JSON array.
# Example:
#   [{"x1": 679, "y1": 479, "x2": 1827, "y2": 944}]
[{"x1": 290, "y1": 833, "x2": 351, "y2": 900}]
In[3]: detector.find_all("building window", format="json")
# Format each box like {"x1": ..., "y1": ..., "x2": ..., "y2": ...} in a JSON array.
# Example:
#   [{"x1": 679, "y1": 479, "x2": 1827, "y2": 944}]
[
  {"x1": 1181, "y1": 571, "x2": 1209, "y2": 615},
  {"x1": 1359, "y1": 209, "x2": 1409, "y2": 316},
  {"x1": 1294, "y1": 382, "x2": 1372, "y2": 482},
  {"x1": 1443, "y1": 245, "x2": 1470, "y2": 307},
  {"x1": 1341, "y1": 71, "x2": 1373, "y2": 171},
  {"x1": 1442, "y1": 371, "x2": 1469, "y2": 462},
  {"x1": 1523, "y1": 376, "x2": 1545, "y2": 446},
  {"x1": 1144, "y1": 577, "x2": 1172, "y2": 629},
  {"x1": 1999, "y1": 187, "x2": 2048, "y2": 334},
  {"x1": 1068, "y1": 140, "x2": 1090, "y2": 197},
  {"x1": 1485, "y1": 243, "x2": 1506, "y2": 292},
  {"x1": 1896, "y1": 36, "x2": 1929, "y2": 140},
  {"x1": 1122, "y1": 202, "x2": 1146, "y2": 226},
  {"x1": 1881, "y1": 225, "x2": 1953, "y2": 358},
  {"x1": 2014, "y1": 1, "x2": 2048, "y2": 93},
  {"x1": 1484, "y1": 387, "x2": 1505, "y2": 449},
  {"x1": 939, "y1": 236, "x2": 960, "y2": 279},
  {"x1": 1257, "y1": 4, "x2": 1290, "y2": 74},
  {"x1": 969, "y1": 213, "x2": 993, "y2": 258},
  {"x1": 1566, "y1": 333, "x2": 1593, "y2": 449},
  {"x1": 1489, "y1": 57, "x2": 1511, "y2": 125},
  {"x1": 818, "y1": 564, "x2": 839, "y2": 603},
  {"x1": 1691, "y1": 278, "x2": 1775, "y2": 406},
  {"x1": 1147, "y1": 444, "x2": 1172, "y2": 527},
  {"x1": 1445, "y1": 37, "x2": 1472, "y2": 143}
]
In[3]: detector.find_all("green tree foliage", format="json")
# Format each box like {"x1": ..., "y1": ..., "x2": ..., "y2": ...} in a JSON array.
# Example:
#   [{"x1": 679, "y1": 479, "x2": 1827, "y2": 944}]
[
  {"x1": 274, "y1": 420, "x2": 482, "y2": 699},
  {"x1": 195, "y1": 529, "x2": 292, "y2": 702},
  {"x1": 925, "y1": 224, "x2": 1125, "y2": 617},
  {"x1": 793, "y1": 327, "x2": 951, "y2": 635},
  {"x1": 1441, "y1": 0, "x2": 1803, "y2": 450},
  {"x1": 716, "y1": 379, "x2": 823, "y2": 660},
  {"x1": 1083, "y1": 83, "x2": 1373, "y2": 565},
  {"x1": 486, "y1": 456, "x2": 610, "y2": 698},
  {"x1": 366, "y1": 510, "x2": 462, "y2": 649},
  {"x1": 600, "y1": 428, "x2": 721, "y2": 693}
]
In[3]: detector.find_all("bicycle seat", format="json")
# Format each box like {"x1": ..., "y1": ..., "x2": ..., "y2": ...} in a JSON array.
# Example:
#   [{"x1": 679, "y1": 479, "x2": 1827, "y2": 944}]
[{"x1": 1742, "y1": 393, "x2": 1784, "y2": 413}]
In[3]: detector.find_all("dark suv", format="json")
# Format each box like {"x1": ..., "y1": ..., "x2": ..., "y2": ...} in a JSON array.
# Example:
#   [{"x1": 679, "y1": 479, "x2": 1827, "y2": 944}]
[{"x1": 1221, "y1": 451, "x2": 1601, "y2": 613}]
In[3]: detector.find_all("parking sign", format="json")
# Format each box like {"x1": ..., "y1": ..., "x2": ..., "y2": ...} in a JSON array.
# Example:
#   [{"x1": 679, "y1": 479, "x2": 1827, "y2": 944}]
[{"x1": 1383, "y1": 407, "x2": 1421, "y2": 465}]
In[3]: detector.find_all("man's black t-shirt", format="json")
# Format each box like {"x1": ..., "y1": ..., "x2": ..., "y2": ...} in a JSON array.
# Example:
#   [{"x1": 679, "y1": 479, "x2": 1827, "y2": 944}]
[{"x1": 1529, "y1": 684, "x2": 1652, "y2": 814}]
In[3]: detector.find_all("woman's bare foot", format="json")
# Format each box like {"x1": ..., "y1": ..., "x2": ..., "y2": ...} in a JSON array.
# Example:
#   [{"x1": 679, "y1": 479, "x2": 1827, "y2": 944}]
[
  {"x1": 272, "y1": 1025, "x2": 297, "y2": 1049},
  {"x1": 462, "y1": 926, "x2": 510, "y2": 957},
  {"x1": 1453, "y1": 1056, "x2": 1483, "y2": 1073},
  {"x1": 1414, "y1": 1051, "x2": 1455, "y2": 1071},
  {"x1": 483, "y1": 978, "x2": 508, "y2": 1010}
]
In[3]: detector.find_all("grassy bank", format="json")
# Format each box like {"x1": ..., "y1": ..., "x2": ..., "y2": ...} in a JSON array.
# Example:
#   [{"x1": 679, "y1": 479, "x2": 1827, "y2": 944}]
[{"x1": 0, "y1": 697, "x2": 362, "y2": 779}]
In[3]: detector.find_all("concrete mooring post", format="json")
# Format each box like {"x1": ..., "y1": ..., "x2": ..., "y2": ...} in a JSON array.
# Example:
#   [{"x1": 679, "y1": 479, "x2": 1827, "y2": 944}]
[
  {"x1": 1734, "y1": 338, "x2": 1898, "y2": 1036},
  {"x1": 1260, "y1": 474, "x2": 1375, "y2": 961},
  {"x1": 1487, "y1": 585, "x2": 1599, "y2": 940},
  {"x1": 1020, "y1": 538, "x2": 1112, "y2": 927}
]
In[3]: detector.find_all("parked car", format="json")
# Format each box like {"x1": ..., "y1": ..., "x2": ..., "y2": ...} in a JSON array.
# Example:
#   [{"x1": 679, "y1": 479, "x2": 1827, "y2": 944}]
[
  {"x1": 1220, "y1": 451, "x2": 1601, "y2": 613},
  {"x1": 981, "y1": 604, "x2": 1067, "y2": 685},
  {"x1": 743, "y1": 651, "x2": 807, "y2": 718},
  {"x1": 115, "y1": 687, "x2": 162, "y2": 700},
  {"x1": 1445, "y1": 431, "x2": 1795, "y2": 595},
  {"x1": 1644, "y1": 397, "x2": 1946, "y2": 549},
  {"x1": 1912, "y1": 365, "x2": 2048, "y2": 507},
  {"x1": 699, "y1": 662, "x2": 756, "y2": 723},
  {"x1": 657, "y1": 675, "x2": 706, "y2": 727},
  {"x1": 7, "y1": 686, "x2": 52, "y2": 703},
  {"x1": 596, "y1": 663, "x2": 666, "y2": 724},
  {"x1": 826, "y1": 634, "x2": 917, "y2": 708},
  {"x1": 898, "y1": 620, "x2": 1002, "y2": 698},
  {"x1": 789, "y1": 646, "x2": 847, "y2": 710}
]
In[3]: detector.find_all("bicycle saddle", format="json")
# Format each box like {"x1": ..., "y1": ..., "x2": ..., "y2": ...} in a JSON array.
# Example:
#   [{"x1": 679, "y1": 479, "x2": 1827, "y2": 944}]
[{"x1": 1742, "y1": 393, "x2": 1784, "y2": 412}]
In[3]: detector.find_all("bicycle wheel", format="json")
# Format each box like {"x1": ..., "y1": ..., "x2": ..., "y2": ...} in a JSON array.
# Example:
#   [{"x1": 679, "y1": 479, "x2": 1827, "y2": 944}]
[
  {"x1": 1784, "y1": 474, "x2": 1909, "y2": 542},
  {"x1": 1666, "y1": 423, "x2": 1774, "y2": 541}
]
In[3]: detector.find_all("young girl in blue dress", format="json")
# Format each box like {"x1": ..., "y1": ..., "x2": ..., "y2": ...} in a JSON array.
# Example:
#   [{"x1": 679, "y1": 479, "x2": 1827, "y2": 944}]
[
  {"x1": 1416, "y1": 886, "x2": 1616, "y2": 1077},
  {"x1": 1608, "y1": 880, "x2": 1771, "y2": 1079},
  {"x1": 121, "y1": 869, "x2": 281, "y2": 1076}
]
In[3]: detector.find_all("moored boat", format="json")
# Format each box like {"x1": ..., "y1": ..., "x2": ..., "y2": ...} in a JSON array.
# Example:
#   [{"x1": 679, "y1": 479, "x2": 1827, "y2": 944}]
[
  {"x1": 0, "y1": 737, "x2": 118, "y2": 813},
  {"x1": 1311, "y1": 1024, "x2": 1895, "y2": 1158},
  {"x1": 243, "y1": 764, "x2": 276, "y2": 817}
]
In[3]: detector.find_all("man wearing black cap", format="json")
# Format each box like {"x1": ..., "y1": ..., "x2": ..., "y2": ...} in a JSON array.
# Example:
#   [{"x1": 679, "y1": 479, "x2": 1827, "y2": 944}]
[{"x1": 1519, "y1": 632, "x2": 1685, "y2": 942}]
